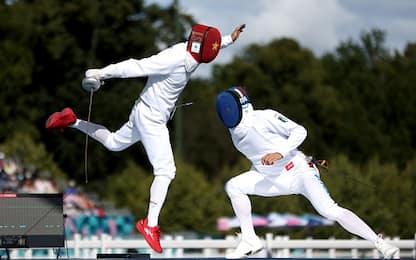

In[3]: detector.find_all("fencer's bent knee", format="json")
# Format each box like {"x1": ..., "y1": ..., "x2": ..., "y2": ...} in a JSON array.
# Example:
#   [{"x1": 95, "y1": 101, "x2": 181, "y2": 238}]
[
  {"x1": 319, "y1": 203, "x2": 345, "y2": 221},
  {"x1": 225, "y1": 178, "x2": 243, "y2": 198},
  {"x1": 154, "y1": 175, "x2": 173, "y2": 184},
  {"x1": 153, "y1": 164, "x2": 176, "y2": 180},
  {"x1": 154, "y1": 170, "x2": 176, "y2": 180},
  {"x1": 103, "y1": 133, "x2": 128, "y2": 152}
]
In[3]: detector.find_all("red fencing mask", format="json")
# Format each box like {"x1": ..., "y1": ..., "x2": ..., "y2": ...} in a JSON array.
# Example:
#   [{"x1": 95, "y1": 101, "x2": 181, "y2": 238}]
[{"x1": 187, "y1": 24, "x2": 221, "y2": 63}]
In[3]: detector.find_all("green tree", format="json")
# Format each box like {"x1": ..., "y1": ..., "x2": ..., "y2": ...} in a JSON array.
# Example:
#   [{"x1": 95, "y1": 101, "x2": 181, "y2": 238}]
[
  {"x1": 0, "y1": 0, "x2": 197, "y2": 183},
  {"x1": 99, "y1": 159, "x2": 228, "y2": 234},
  {"x1": 322, "y1": 29, "x2": 415, "y2": 166},
  {"x1": 317, "y1": 155, "x2": 415, "y2": 238},
  {"x1": 1, "y1": 0, "x2": 415, "y2": 237},
  {"x1": 0, "y1": 132, "x2": 66, "y2": 182}
]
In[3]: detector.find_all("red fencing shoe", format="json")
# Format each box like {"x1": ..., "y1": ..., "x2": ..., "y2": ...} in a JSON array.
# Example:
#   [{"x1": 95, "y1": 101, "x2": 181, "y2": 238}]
[
  {"x1": 45, "y1": 107, "x2": 77, "y2": 129},
  {"x1": 136, "y1": 218, "x2": 163, "y2": 253}
]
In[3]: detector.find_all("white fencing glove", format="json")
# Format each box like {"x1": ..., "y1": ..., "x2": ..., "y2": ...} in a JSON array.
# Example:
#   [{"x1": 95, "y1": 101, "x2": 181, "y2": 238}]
[
  {"x1": 82, "y1": 69, "x2": 103, "y2": 92},
  {"x1": 85, "y1": 69, "x2": 102, "y2": 79}
]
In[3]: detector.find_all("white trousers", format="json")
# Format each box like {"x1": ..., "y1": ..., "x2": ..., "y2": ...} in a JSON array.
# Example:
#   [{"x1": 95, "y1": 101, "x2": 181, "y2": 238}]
[
  {"x1": 226, "y1": 155, "x2": 336, "y2": 214},
  {"x1": 73, "y1": 100, "x2": 176, "y2": 179},
  {"x1": 225, "y1": 154, "x2": 378, "y2": 242}
]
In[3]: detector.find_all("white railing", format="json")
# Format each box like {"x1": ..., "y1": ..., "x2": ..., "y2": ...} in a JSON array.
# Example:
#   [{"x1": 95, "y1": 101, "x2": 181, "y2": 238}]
[{"x1": 4, "y1": 233, "x2": 416, "y2": 259}]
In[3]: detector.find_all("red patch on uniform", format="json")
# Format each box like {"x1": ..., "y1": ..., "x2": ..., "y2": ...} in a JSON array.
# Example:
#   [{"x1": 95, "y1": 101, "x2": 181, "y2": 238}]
[{"x1": 285, "y1": 161, "x2": 294, "y2": 171}]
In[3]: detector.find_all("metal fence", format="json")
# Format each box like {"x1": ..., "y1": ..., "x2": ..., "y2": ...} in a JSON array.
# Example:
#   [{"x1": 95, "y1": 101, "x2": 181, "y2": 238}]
[{"x1": 2, "y1": 233, "x2": 415, "y2": 259}]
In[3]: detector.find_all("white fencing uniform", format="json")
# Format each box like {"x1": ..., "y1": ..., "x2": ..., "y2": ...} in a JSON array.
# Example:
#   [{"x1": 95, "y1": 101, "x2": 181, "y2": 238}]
[
  {"x1": 72, "y1": 35, "x2": 234, "y2": 227},
  {"x1": 225, "y1": 106, "x2": 379, "y2": 243},
  {"x1": 74, "y1": 35, "x2": 234, "y2": 179}
]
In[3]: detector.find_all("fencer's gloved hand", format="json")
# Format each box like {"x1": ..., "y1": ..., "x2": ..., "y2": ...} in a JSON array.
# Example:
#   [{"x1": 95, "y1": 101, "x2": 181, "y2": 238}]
[
  {"x1": 85, "y1": 69, "x2": 102, "y2": 79},
  {"x1": 82, "y1": 69, "x2": 102, "y2": 92}
]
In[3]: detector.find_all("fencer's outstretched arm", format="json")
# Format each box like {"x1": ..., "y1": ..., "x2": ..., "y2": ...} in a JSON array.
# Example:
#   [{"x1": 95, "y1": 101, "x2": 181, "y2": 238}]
[
  {"x1": 231, "y1": 24, "x2": 246, "y2": 41},
  {"x1": 86, "y1": 24, "x2": 246, "y2": 79},
  {"x1": 221, "y1": 23, "x2": 246, "y2": 48},
  {"x1": 84, "y1": 43, "x2": 180, "y2": 80}
]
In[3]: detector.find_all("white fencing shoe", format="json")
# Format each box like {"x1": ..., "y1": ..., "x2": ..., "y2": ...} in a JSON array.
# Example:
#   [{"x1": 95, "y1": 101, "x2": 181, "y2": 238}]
[
  {"x1": 374, "y1": 235, "x2": 399, "y2": 259},
  {"x1": 226, "y1": 236, "x2": 264, "y2": 259}
]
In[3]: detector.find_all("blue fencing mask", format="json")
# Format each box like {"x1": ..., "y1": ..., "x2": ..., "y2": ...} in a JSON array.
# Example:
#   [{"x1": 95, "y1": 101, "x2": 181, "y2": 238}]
[{"x1": 216, "y1": 86, "x2": 250, "y2": 128}]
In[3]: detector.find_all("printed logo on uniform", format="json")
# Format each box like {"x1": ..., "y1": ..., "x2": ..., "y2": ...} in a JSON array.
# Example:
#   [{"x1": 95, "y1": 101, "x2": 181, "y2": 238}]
[
  {"x1": 285, "y1": 161, "x2": 294, "y2": 171},
  {"x1": 278, "y1": 116, "x2": 288, "y2": 123},
  {"x1": 191, "y1": 41, "x2": 201, "y2": 53}
]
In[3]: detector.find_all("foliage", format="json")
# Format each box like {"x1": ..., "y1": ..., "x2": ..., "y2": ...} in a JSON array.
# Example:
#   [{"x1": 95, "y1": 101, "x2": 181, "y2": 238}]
[
  {"x1": 0, "y1": 132, "x2": 66, "y2": 182},
  {"x1": 98, "y1": 159, "x2": 229, "y2": 234},
  {"x1": 319, "y1": 155, "x2": 416, "y2": 239},
  {"x1": 0, "y1": 1, "x2": 414, "y2": 237},
  {"x1": 321, "y1": 30, "x2": 416, "y2": 166},
  {"x1": 97, "y1": 159, "x2": 152, "y2": 220}
]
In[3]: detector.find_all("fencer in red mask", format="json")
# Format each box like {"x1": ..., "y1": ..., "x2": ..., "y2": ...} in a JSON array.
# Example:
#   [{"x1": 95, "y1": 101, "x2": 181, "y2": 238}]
[
  {"x1": 46, "y1": 23, "x2": 245, "y2": 253},
  {"x1": 184, "y1": 23, "x2": 230, "y2": 72},
  {"x1": 187, "y1": 24, "x2": 222, "y2": 63}
]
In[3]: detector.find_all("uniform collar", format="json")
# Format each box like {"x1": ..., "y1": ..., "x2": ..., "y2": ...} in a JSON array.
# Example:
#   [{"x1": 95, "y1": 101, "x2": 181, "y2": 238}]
[{"x1": 185, "y1": 51, "x2": 200, "y2": 73}]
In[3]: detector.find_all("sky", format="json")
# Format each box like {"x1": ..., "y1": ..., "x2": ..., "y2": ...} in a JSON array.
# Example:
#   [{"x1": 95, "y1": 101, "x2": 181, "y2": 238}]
[{"x1": 145, "y1": 0, "x2": 416, "y2": 77}]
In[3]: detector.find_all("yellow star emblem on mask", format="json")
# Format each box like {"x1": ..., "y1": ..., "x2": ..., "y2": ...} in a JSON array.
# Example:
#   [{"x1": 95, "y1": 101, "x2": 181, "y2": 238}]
[{"x1": 212, "y1": 41, "x2": 219, "y2": 51}]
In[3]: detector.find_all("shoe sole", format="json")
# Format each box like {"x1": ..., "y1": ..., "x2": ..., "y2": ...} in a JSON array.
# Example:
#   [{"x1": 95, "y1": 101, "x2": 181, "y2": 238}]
[
  {"x1": 385, "y1": 248, "x2": 399, "y2": 259},
  {"x1": 226, "y1": 246, "x2": 264, "y2": 259}
]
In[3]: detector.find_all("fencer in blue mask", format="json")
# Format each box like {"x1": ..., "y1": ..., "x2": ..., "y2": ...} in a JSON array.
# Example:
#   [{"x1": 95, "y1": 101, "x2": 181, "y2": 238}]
[
  {"x1": 216, "y1": 86, "x2": 251, "y2": 128},
  {"x1": 216, "y1": 86, "x2": 398, "y2": 259}
]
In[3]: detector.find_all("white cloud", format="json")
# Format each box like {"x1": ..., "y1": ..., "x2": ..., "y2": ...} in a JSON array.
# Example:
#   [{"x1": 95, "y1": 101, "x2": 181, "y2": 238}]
[
  {"x1": 146, "y1": 0, "x2": 416, "y2": 77},
  {"x1": 246, "y1": 0, "x2": 357, "y2": 55},
  {"x1": 386, "y1": 18, "x2": 416, "y2": 50}
]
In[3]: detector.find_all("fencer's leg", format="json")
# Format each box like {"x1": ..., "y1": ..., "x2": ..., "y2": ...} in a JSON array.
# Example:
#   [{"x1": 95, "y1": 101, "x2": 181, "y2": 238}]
[
  {"x1": 328, "y1": 206, "x2": 378, "y2": 242},
  {"x1": 147, "y1": 175, "x2": 172, "y2": 227},
  {"x1": 225, "y1": 171, "x2": 278, "y2": 240},
  {"x1": 143, "y1": 134, "x2": 175, "y2": 227},
  {"x1": 226, "y1": 180, "x2": 256, "y2": 239},
  {"x1": 71, "y1": 120, "x2": 110, "y2": 143},
  {"x1": 136, "y1": 108, "x2": 176, "y2": 227},
  {"x1": 72, "y1": 119, "x2": 139, "y2": 151},
  {"x1": 301, "y1": 169, "x2": 378, "y2": 242}
]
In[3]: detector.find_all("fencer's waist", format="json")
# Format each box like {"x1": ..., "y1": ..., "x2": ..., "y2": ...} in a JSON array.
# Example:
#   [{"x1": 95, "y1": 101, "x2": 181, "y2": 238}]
[
  {"x1": 253, "y1": 151, "x2": 306, "y2": 174},
  {"x1": 138, "y1": 97, "x2": 171, "y2": 122},
  {"x1": 253, "y1": 158, "x2": 291, "y2": 174}
]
